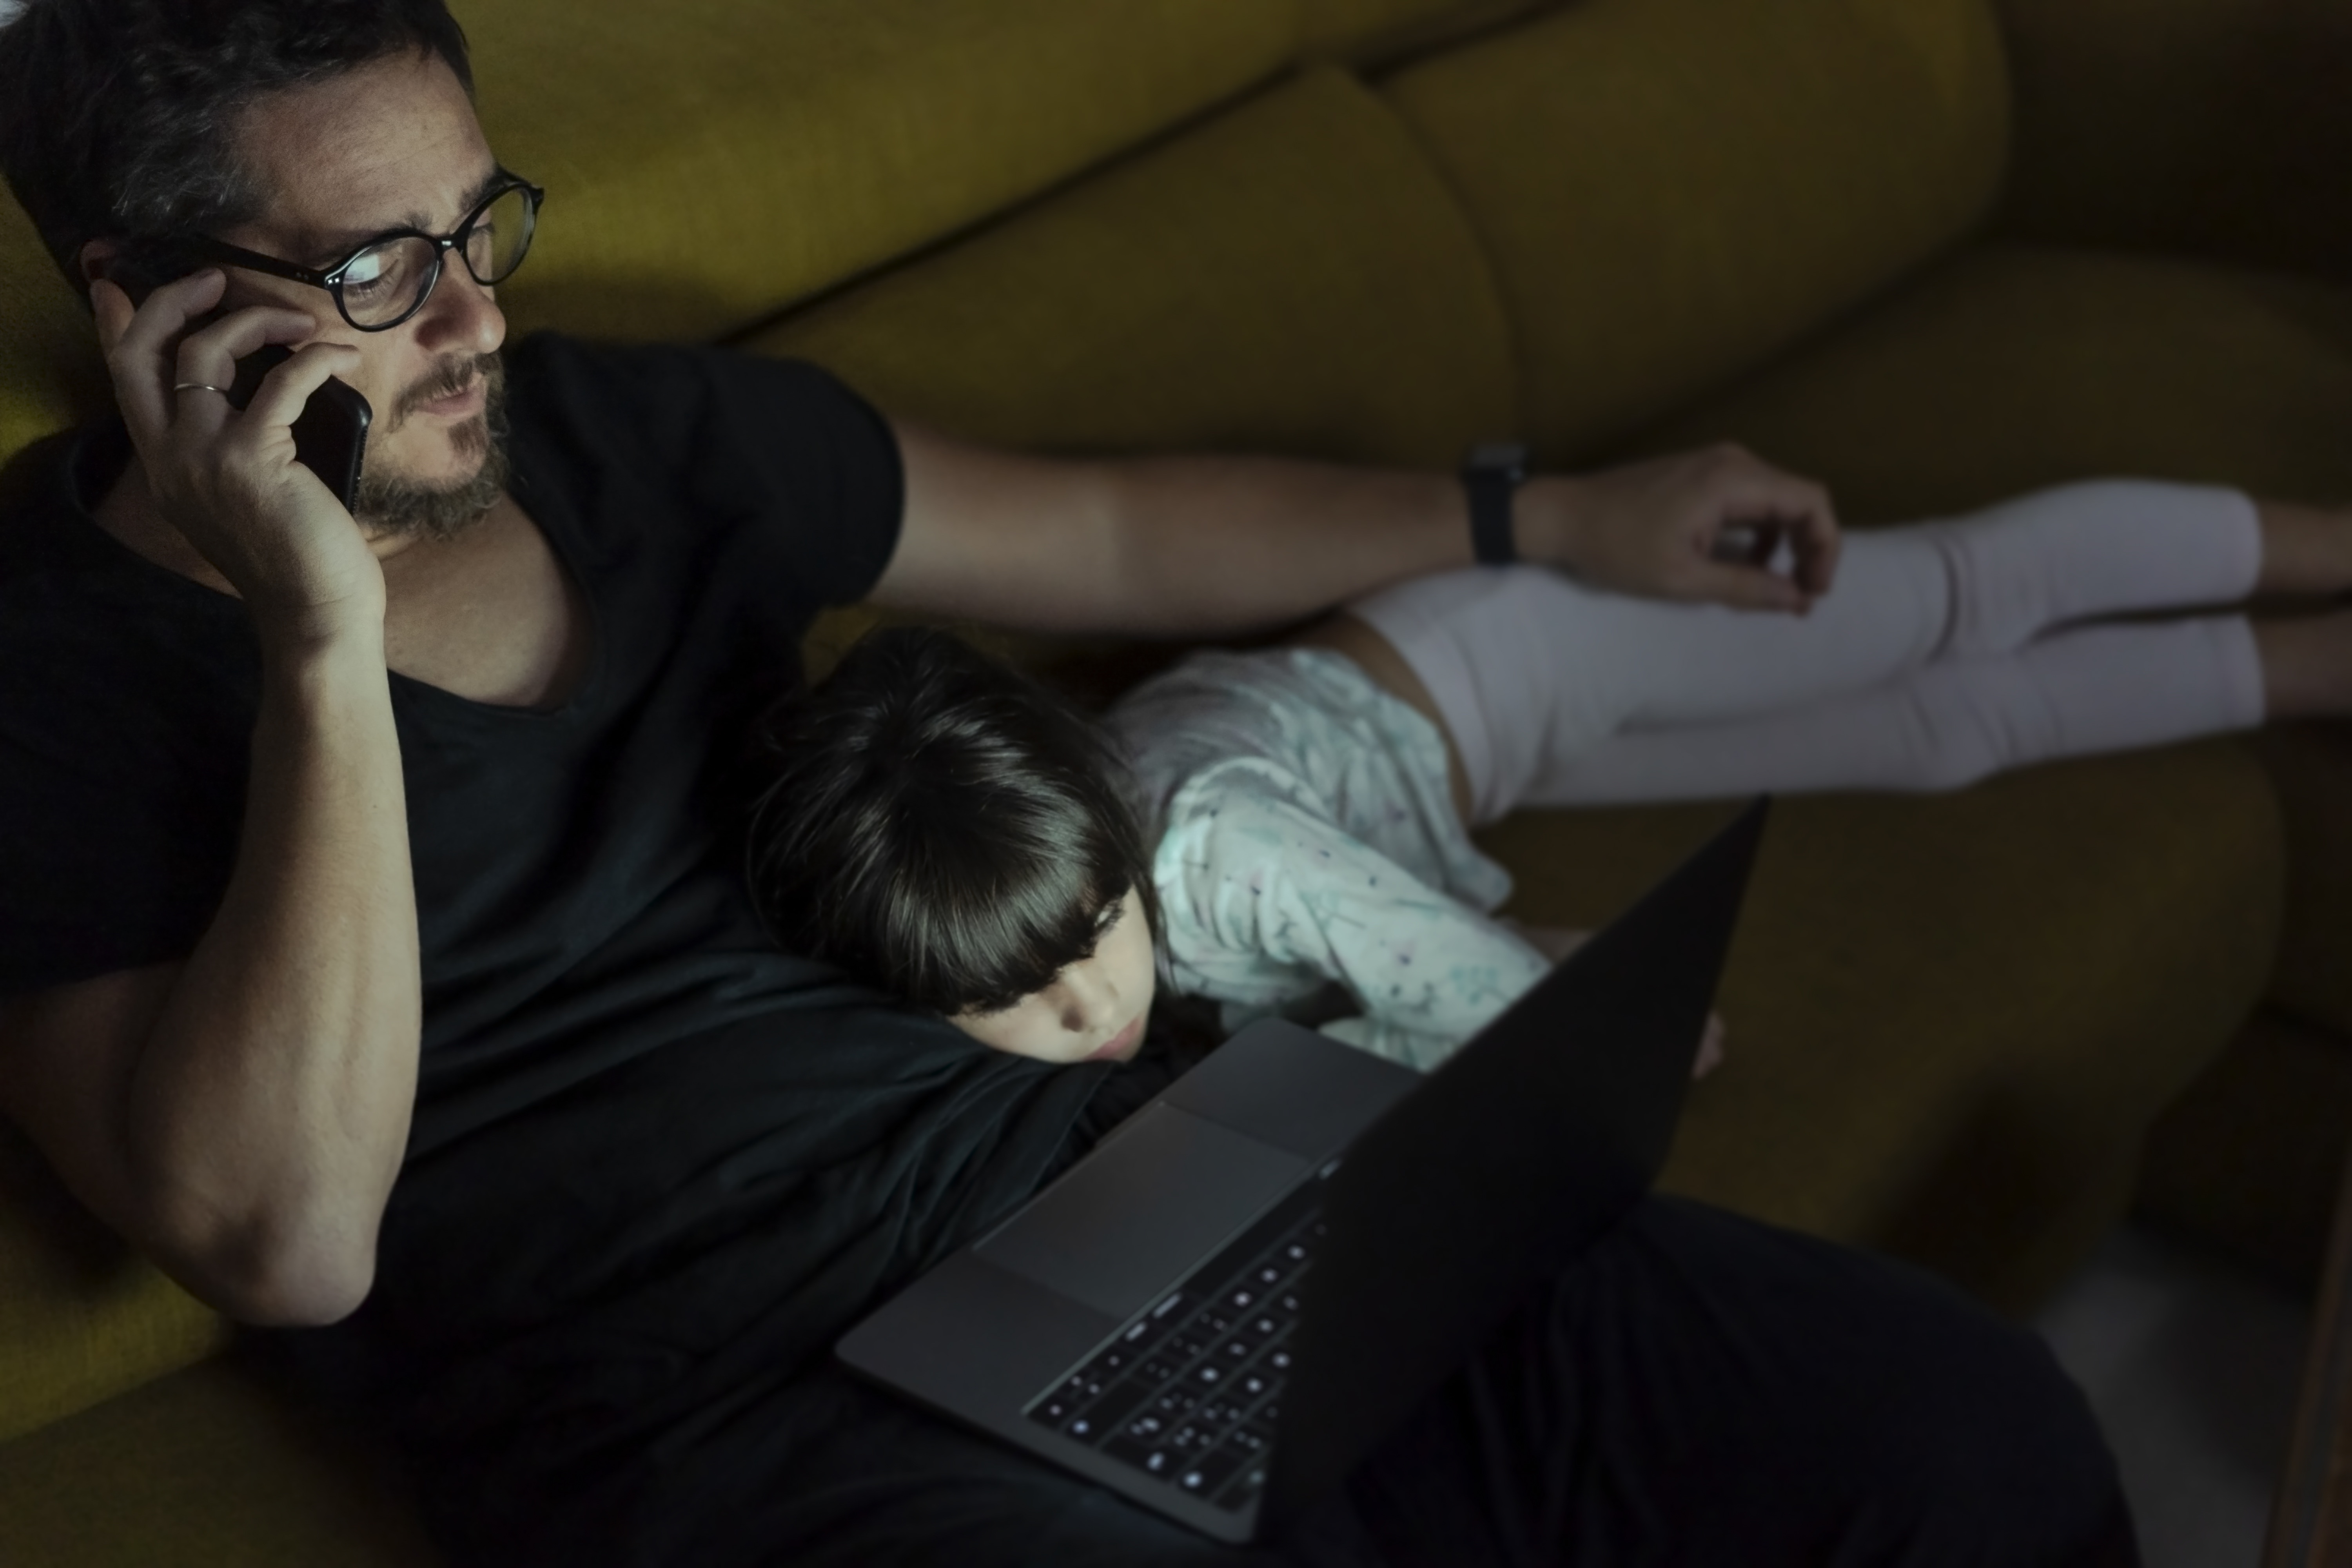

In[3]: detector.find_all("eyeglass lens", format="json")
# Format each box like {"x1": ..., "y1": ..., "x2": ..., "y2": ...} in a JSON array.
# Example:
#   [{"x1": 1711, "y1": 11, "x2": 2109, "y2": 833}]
[{"x1": 338, "y1": 185, "x2": 537, "y2": 328}]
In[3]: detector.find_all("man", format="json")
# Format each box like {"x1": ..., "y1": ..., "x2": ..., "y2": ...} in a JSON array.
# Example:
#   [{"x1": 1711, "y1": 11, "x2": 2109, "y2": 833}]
[{"x1": 0, "y1": 2, "x2": 2134, "y2": 1563}]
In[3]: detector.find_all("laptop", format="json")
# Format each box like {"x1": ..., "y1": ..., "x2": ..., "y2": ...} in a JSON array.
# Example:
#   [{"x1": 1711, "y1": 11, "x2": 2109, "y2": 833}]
[{"x1": 838, "y1": 797, "x2": 1769, "y2": 1543}]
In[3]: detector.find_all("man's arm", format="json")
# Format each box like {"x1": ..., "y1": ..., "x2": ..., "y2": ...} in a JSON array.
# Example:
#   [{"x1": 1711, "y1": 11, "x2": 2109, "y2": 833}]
[
  {"x1": 871, "y1": 422, "x2": 1841, "y2": 637},
  {"x1": 0, "y1": 622, "x2": 419, "y2": 1327},
  {"x1": 0, "y1": 272, "x2": 421, "y2": 1327}
]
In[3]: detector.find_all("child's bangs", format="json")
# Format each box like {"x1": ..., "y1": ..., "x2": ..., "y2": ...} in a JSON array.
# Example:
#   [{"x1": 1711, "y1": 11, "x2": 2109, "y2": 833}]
[{"x1": 886, "y1": 794, "x2": 1138, "y2": 1017}]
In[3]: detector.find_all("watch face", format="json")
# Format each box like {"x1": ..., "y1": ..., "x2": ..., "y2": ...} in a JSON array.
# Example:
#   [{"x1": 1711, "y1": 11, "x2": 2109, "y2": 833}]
[{"x1": 1466, "y1": 442, "x2": 1530, "y2": 480}]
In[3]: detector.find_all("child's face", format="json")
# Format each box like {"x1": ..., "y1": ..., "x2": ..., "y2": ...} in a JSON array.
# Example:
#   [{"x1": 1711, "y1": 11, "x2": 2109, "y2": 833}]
[{"x1": 948, "y1": 887, "x2": 1157, "y2": 1065}]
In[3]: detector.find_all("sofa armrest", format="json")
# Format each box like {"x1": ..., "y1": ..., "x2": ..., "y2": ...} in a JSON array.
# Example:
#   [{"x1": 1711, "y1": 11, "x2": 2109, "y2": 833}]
[
  {"x1": 0, "y1": 1121, "x2": 227, "y2": 1444},
  {"x1": 1991, "y1": 0, "x2": 2352, "y2": 276}
]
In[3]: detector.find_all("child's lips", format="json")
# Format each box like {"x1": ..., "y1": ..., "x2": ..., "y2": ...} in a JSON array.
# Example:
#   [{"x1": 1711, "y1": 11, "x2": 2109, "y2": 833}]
[{"x1": 1085, "y1": 1014, "x2": 1145, "y2": 1062}]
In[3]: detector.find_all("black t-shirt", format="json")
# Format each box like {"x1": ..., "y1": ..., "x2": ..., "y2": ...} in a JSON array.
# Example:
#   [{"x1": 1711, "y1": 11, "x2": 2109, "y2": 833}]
[{"x1": 0, "y1": 336, "x2": 1213, "y2": 1566}]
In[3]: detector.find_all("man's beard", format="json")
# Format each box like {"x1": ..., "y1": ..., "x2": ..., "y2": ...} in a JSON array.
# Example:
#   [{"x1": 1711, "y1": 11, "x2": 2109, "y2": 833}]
[{"x1": 352, "y1": 352, "x2": 510, "y2": 542}]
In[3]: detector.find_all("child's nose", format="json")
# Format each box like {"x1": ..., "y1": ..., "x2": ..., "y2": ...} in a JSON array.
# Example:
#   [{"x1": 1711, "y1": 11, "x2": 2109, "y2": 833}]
[{"x1": 1054, "y1": 965, "x2": 1121, "y2": 1034}]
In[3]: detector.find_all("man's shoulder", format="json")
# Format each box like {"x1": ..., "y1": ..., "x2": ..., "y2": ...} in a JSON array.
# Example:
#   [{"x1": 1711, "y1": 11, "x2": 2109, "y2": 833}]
[
  {"x1": 0, "y1": 423, "x2": 106, "y2": 579},
  {"x1": 0, "y1": 420, "x2": 252, "y2": 723},
  {"x1": 503, "y1": 332, "x2": 856, "y2": 425},
  {"x1": 497, "y1": 333, "x2": 900, "y2": 586}
]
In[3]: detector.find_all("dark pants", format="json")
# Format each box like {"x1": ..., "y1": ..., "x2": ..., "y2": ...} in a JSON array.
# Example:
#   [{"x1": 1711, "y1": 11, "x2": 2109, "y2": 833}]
[
  {"x1": 484, "y1": 1196, "x2": 2132, "y2": 1567},
  {"x1": 1316, "y1": 1196, "x2": 2136, "y2": 1566}
]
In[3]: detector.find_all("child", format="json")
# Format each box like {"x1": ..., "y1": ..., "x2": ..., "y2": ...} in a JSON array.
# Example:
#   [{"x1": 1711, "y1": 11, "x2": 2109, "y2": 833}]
[
  {"x1": 748, "y1": 477, "x2": 2352, "y2": 1071},
  {"x1": 748, "y1": 627, "x2": 1167, "y2": 1067}
]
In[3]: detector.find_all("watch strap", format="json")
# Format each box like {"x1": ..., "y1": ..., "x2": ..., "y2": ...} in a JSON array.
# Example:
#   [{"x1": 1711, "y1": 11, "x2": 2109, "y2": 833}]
[{"x1": 1462, "y1": 442, "x2": 1528, "y2": 566}]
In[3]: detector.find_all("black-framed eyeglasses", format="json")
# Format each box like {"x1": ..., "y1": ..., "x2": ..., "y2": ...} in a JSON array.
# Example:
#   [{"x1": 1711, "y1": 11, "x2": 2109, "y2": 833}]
[{"x1": 181, "y1": 176, "x2": 544, "y2": 332}]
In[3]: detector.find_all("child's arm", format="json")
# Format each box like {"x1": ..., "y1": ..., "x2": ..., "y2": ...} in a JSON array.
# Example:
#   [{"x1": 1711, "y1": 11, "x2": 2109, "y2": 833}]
[
  {"x1": 1154, "y1": 761, "x2": 1550, "y2": 1069},
  {"x1": 1155, "y1": 769, "x2": 1728, "y2": 1076}
]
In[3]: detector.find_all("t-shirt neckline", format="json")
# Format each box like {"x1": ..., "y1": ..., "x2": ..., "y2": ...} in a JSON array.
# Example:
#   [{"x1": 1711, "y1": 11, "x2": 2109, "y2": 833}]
[{"x1": 56, "y1": 415, "x2": 609, "y2": 725}]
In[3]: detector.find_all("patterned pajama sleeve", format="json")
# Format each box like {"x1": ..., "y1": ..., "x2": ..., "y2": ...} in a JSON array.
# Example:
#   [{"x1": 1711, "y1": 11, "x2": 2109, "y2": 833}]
[{"x1": 1152, "y1": 756, "x2": 1551, "y2": 1071}]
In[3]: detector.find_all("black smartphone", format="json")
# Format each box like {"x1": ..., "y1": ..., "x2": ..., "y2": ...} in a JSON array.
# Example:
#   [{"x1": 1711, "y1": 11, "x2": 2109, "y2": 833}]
[
  {"x1": 105, "y1": 251, "x2": 372, "y2": 514},
  {"x1": 226, "y1": 344, "x2": 372, "y2": 514}
]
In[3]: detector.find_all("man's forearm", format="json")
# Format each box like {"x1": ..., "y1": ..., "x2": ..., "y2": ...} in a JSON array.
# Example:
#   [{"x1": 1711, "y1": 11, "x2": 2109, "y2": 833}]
[
  {"x1": 878, "y1": 424, "x2": 1840, "y2": 637},
  {"x1": 878, "y1": 427, "x2": 1483, "y2": 635},
  {"x1": 1082, "y1": 454, "x2": 1472, "y2": 637},
  {"x1": 131, "y1": 623, "x2": 420, "y2": 1324}
]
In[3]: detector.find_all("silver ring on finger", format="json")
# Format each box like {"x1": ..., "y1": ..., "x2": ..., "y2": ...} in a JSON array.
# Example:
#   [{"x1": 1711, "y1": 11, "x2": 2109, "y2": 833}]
[{"x1": 172, "y1": 382, "x2": 232, "y2": 396}]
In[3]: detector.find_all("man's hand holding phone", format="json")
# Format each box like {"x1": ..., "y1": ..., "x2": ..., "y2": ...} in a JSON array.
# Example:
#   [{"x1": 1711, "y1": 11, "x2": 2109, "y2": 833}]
[{"x1": 92, "y1": 267, "x2": 384, "y2": 648}]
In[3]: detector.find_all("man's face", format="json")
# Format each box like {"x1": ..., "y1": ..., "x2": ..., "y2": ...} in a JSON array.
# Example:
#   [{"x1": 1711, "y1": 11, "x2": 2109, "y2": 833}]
[{"x1": 214, "y1": 50, "x2": 509, "y2": 539}]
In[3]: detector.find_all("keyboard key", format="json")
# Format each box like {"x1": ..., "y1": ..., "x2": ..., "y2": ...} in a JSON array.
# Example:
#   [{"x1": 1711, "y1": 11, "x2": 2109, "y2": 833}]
[
  {"x1": 1165, "y1": 1333, "x2": 1209, "y2": 1363},
  {"x1": 1118, "y1": 1311, "x2": 1176, "y2": 1353},
  {"x1": 1125, "y1": 1412, "x2": 1169, "y2": 1442},
  {"x1": 1105, "y1": 1434, "x2": 1175, "y2": 1477},
  {"x1": 1082, "y1": 1344, "x2": 1135, "y2": 1379},
  {"x1": 1237, "y1": 1370, "x2": 1273, "y2": 1400},
  {"x1": 1154, "y1": 1387, "x2": 1200, "y2": 1418},
  {"x1": 1177, "y1": 1444, "x2": 1247, "y2": 1497},
  {"x1": 1078, "y1": 1381, "x2": 1152, "y2": 1438},
  {"x1": 1168, "y1": 1422, "x2": 1214, "y2": 1454},
  {"x1": 1189, "y1": 1362, "x2": 1224, "y2": 1389},
  {"x1": 1266, "y1": 1346, "x2": 1293, "y2": 1374},
  {"x1": 1223, "y1": 1321, "x2": 1274, "y2": 1359},
  {"x1": 1196, "y1": 1398, "x2": 1247, "y2": 1430},
  {"x1": 1028, "y1": 1395, "x2": 1076, "y2": 1429},
  {"x1": 1230, "y1": 1421, "x2": 1274, "y2": 1454}
]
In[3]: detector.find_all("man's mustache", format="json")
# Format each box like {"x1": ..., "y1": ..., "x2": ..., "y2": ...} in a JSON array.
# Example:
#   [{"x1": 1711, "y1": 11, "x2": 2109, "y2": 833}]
[{"x1": 392, "y1": 354, "x2": 502, "y2": 424}]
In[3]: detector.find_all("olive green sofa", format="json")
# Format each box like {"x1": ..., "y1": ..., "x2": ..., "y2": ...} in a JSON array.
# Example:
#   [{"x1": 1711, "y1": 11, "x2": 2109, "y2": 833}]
[{"x1": 4, "y1": 0, "x2": 2348, "y2": 1561}]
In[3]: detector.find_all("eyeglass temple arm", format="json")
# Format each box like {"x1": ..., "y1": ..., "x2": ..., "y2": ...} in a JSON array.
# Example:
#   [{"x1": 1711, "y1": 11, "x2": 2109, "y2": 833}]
[{"x1": 178, "y1": 235, "x2": 336, "y2": 290}]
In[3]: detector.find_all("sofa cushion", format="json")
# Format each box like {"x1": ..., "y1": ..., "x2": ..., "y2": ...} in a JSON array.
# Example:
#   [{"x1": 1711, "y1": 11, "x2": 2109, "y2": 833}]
[
  {"x1": 1297, "y1": 0, "x2": 1540, "y2": 62},
  {"x1": 747, "y1": 67, "x2": 1514, "y2": 470},
  {"x1": 1991, "y1": 0, "x2": 2352, "y2": 279},
  {"x1": 0, "y1": 1356, "x2": 442, "y2": 1568},
  {"x1": 0, "y1": 1125, "x2": 224, "y2": 1445},
  {"x1": 2251, "y1": 725, "x2": 2352, "y2": 1040},
  {"x1": 1628, "y1": 241, "x2": 2352, "y2": 522},
  {"x1": 1626, "y1": 240, "x2": 2352, "y2": 1034},
  {"x1": 1476, "y1": 745, "x2": 2282, "y2": 1314},
  {"x1": 0, "y1": 196, "x2": 106, "y2": 469},
  {"x1": 460, "y1": 0, "x2": 1295, "y2": 347},
  {"x1": 1381, "y1": 0, "x2": 2009, "y2": 461}
]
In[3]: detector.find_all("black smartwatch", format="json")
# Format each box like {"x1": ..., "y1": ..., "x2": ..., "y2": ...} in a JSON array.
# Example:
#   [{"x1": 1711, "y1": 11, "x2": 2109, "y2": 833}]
[{"x1": 1461, "y1": 442, "x2": 1529, "y2": 566}]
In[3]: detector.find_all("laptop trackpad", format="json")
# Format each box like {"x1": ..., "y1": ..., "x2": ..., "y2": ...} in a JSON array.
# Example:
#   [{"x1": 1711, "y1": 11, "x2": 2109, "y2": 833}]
[{"x1": 976, "y1": 1104, "x2": 1309, "y2": 1321}]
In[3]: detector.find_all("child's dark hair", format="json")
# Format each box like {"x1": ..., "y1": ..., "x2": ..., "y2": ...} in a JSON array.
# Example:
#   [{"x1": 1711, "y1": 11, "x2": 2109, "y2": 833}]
[{"x1": 746, "y1": 626, "x2": 1159, "y2": 1017}]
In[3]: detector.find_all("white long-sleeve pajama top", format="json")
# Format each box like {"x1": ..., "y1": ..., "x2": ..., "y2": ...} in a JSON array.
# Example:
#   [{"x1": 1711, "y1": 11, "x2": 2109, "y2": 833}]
[{"x1": 1108, "y1": 648, "x2": 1546, "y2": 1070}]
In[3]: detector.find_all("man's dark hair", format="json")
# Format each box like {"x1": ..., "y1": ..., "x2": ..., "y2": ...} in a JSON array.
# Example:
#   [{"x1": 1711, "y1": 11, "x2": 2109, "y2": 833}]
[
  {"x1": 746, "y1": 627, "x2": 1161, "y2": 1019},
  {"x1": 0, "y1": 0, "x2": 475, "y2": 294}
]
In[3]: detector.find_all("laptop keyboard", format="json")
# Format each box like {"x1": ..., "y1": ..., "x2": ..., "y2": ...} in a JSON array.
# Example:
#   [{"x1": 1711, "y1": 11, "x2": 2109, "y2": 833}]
[{"x1": 1023, "y1": 1176, "x2": 1327, "y2": 1512}]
